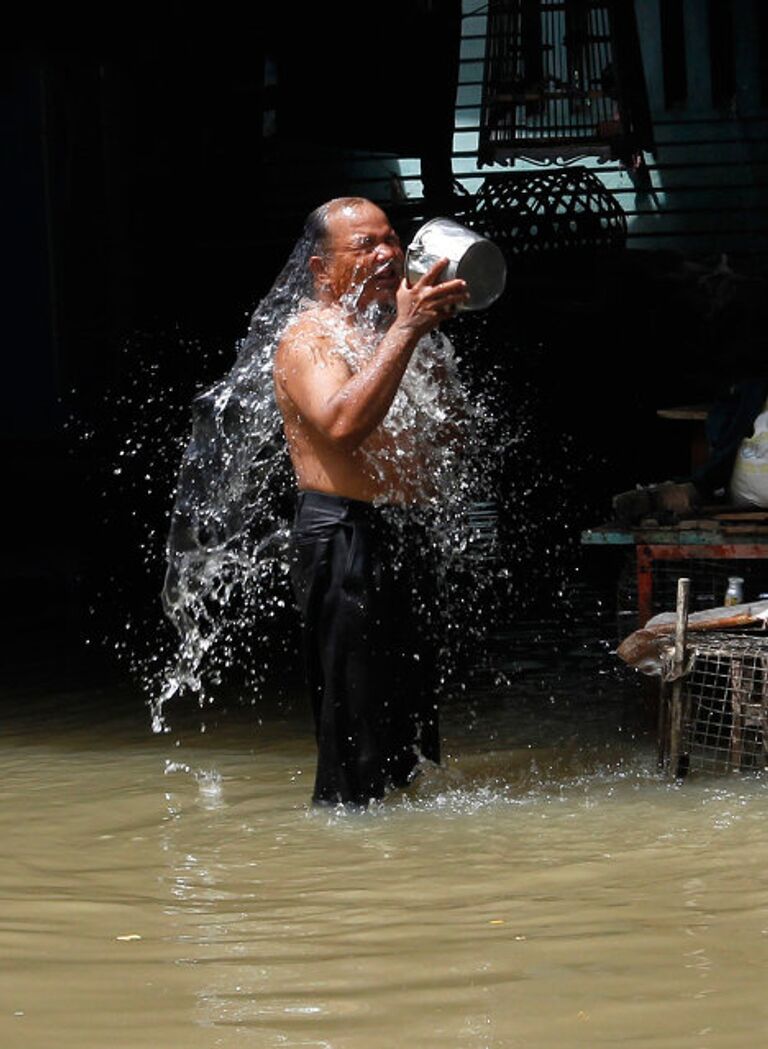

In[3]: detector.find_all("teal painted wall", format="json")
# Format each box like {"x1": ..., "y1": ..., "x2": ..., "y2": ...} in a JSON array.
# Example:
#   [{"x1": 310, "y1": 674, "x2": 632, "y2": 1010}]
[{"x1": 445, "y1": 1, "x2": 768, "y2": 255}]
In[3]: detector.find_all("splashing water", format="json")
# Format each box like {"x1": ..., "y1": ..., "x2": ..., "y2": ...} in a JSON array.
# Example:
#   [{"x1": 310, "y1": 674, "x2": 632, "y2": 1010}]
[
  {"x1": 146, "y1": 210, "x2": 515, "y2": 733},
  {"x1": 56, "y1": 204, "x2": 507, "y2": 734},
  {"x1": 62, "y1": 215, "x2": 608, "y2": 746}
]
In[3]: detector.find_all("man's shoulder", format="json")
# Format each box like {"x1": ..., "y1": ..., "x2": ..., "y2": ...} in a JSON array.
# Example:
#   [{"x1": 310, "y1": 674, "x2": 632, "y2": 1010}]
[
  {"x1": 275, "y1": 306, "x2": 352, "y2": 376},
  {"x1": 281, "y1": 304, "x2": 340, "y2": 341}
]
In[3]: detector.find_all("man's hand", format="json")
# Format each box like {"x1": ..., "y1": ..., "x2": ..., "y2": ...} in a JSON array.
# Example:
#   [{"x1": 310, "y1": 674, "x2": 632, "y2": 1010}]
[{"x1": 394, "y1": 257, "x2": 469, "y2": 337}]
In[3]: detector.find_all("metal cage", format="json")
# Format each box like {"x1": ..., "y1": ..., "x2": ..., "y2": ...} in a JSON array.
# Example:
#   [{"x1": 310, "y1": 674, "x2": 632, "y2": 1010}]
[{"x1": 660, "y1": 632, "x2": 768, "y2": 776}]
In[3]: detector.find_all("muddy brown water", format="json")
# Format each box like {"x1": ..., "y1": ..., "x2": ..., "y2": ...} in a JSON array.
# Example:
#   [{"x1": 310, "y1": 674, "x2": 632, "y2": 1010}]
[{"x1": 2, "y1": 651, "x2": 767, "y2": 1049}]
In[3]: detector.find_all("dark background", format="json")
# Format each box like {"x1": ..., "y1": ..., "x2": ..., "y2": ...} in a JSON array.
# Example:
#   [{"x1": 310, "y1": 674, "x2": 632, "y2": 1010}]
[{"x1": 4, "y1": 2, "x2": 766, "y2": 694}]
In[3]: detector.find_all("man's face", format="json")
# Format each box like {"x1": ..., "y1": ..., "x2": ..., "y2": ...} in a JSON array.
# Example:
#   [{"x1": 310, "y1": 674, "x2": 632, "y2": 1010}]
[{"x1": 316, "y1": 202, "x2": 404, "y2": 310}]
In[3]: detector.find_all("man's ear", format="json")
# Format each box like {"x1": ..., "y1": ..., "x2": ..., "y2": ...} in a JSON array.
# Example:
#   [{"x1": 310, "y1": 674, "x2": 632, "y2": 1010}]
[{"x1": 309, "y1": 254, "x2": 328, "y2": 290}]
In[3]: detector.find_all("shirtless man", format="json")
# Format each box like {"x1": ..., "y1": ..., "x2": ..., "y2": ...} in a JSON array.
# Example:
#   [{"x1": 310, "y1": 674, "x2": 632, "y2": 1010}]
[{"x1": 273, "y1": 197, "x2": 469, "y2": 807}]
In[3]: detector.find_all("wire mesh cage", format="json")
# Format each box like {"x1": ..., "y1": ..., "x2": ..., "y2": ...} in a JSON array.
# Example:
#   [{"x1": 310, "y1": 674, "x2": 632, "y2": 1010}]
[{"x1": 662, "y1": 632, "x2": 768, "y2": 776}]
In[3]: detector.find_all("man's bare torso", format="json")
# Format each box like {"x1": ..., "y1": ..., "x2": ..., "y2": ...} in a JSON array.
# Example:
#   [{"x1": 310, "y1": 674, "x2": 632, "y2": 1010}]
[{"x1": 274, "y1": 304, "x2": 454, "y2": 505}]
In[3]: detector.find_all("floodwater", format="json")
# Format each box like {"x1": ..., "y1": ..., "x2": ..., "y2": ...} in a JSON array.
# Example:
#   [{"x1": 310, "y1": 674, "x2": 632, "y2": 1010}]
[{"x1": 2, "y1": 637, "x2": 767, "y2": 1049}]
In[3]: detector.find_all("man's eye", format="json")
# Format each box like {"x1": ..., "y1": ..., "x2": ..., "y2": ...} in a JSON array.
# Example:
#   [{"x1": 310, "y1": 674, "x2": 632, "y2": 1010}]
[{"x1": 348, "y1": 235, "x2": 399, "y2": 253}]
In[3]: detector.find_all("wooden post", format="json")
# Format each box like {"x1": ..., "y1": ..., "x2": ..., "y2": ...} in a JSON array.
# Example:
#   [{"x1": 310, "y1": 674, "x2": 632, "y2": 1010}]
[
  {"x1": 667, "y1": 577, "x2": 690, "y2": 779},
  {"x1": 673, "y1": 577, "x2": 689, "y2": 668},
  {"x1": 657, "y1": 678, "x2": 669, "y2": 770}
]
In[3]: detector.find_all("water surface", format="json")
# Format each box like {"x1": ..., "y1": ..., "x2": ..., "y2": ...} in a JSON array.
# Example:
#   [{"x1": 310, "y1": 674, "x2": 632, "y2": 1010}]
[{"x1": 2, "y1": 654, "x2": 767, "y2": 1049}]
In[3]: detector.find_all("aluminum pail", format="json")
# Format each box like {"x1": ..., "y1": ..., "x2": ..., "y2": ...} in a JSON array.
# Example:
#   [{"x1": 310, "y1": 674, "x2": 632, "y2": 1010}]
[{"x1": 405, "y1": 217, "x2": 506, "y2": 311}]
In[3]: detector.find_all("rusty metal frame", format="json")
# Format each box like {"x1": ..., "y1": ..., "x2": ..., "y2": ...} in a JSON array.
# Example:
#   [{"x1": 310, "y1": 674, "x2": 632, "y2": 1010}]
[{"x1": 635, "y1": 543, "x2": 768, "y2": 627}]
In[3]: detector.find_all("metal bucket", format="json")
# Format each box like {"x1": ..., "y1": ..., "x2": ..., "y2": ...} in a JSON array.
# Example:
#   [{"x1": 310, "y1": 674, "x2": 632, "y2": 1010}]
[{"x1": 405, "y1": 217, "x2": 507, "y2": 311}]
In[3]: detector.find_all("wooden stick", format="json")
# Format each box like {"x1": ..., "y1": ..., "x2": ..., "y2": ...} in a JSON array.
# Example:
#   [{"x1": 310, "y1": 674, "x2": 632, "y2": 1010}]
[{"x1": 667, "y1": 578, "x2": 690, "y2": 780}]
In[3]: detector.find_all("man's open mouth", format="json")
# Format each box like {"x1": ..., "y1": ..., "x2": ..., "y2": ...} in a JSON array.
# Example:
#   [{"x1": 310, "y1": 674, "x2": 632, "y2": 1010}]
[{"x1": 373, "y1": 263, "x2": 401, "y2": 284}]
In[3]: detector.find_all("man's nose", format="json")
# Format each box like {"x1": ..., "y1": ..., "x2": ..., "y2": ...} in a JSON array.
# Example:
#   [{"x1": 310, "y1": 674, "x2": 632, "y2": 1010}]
[{"x1": 374, "y1": 242, "x2": 399, "y2": 261}]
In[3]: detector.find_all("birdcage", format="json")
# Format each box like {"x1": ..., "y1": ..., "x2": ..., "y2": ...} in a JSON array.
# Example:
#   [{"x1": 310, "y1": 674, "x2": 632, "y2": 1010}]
[
  {"x1": 660, "y1": 631, "x2": 768, "y2": 777},
  {"x1": 477, "y1": 0, "x2": 653, "y2": 170}
]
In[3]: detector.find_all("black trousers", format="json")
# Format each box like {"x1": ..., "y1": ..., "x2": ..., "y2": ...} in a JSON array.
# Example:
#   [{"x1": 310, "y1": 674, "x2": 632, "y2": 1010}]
[{"x1": 289, "y1": 490, "x2": 441, "y2": 806}]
